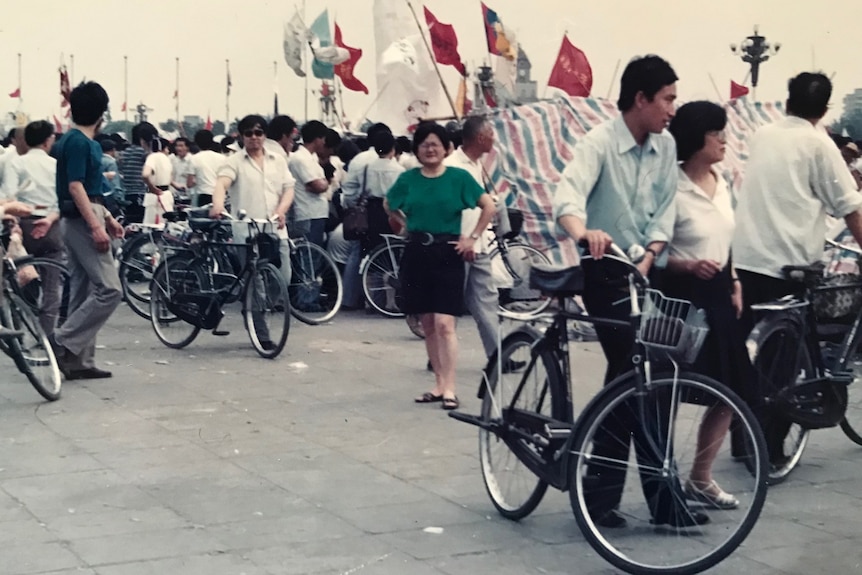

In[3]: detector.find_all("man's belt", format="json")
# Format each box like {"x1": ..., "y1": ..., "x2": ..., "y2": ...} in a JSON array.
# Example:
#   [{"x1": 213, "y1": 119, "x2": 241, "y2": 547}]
[{"x1": 407, "y1": 232, "x2": 460, "y2": 246}]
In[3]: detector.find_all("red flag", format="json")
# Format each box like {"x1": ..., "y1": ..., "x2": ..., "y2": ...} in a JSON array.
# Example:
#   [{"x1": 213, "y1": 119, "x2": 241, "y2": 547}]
[
  {"x1": 730, "y1": 80, "x2": 750, "y2": 99},
  {"x1": 53, "y1": 115, "x2": 63, "y2": 133},
  {"x1": 121, "y1": 101, "x2": 127, "y2": 112},
  {"x1": 205, "y1": 114, "x2": 213, "y2": 131},
  {"x1": 333, "y1": 23, "x2": 368, "y2": 94},
  {"x1": 423, "y1": 7, "x2": 466, "y2": 77},
  {"x1": 8, "y1": 87, "x2": 20, "y2": 98},
  {"x1": 547, "y1": 35, "x2": 592, "y2": 97},
  {"x1": 59, "y1": 65, "x2": 71, "y2": 104}
]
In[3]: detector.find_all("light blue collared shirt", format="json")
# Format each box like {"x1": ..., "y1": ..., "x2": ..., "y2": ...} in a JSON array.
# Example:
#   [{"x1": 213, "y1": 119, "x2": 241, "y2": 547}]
[{"x1": 553, "y1": 115, "x2": 678, "y2": 264}]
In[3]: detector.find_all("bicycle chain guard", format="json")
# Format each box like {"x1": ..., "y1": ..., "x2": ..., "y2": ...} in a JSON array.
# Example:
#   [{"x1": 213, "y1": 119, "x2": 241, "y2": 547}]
[{"x1": 166, "y1": 293, "x2": 224, "y2": 330}]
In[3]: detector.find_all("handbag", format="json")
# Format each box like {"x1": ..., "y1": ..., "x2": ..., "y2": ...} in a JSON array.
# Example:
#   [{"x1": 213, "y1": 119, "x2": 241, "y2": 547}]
[{"x1": 343, "y1": 166, "x2": 371, "y2": 241}]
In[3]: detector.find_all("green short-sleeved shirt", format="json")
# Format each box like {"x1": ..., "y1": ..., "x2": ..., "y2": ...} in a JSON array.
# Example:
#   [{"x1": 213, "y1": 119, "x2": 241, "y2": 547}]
[
  {"x1": 386, "y1": 167, "x2": 484, "y2": 235},
  {"x1": 55, "y1": 128, "x2": 104, "y2": 203}
]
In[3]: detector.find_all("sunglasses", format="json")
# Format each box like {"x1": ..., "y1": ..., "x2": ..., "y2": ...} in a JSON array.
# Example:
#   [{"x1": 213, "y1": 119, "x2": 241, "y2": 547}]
[{"x1": 242, "y1": 129, "x2": 265, "y2": 138}]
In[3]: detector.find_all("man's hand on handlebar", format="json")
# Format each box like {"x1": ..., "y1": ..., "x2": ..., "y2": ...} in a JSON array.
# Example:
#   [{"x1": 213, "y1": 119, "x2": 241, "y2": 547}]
[
  {"x1": 577, "y1": 229, "x2": 614, "y2": 259},
  {"x1": 208, "y1": 203, "x2": 225, "y2": 219}
]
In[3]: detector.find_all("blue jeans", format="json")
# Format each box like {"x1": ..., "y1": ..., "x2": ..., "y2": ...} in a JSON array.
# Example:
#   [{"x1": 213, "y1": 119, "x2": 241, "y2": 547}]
[{"x1": 342, "y1": 241, "x2": 363, "y2": 308}]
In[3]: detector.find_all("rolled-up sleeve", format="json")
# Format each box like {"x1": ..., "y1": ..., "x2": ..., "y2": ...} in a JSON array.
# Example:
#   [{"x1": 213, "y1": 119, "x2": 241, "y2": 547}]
[
  {"x1": 812, "y1": 143, "x2": 862, "y2": 218},
  {"x1": 217, "y1": 154, "x2": 240, "y2": 182},
  {"x1": 643, "y1": 154, "x2": 678, "y2": 245},
  {"x1": 553, "y1": 137, "x2": 602, "y2": 235}
]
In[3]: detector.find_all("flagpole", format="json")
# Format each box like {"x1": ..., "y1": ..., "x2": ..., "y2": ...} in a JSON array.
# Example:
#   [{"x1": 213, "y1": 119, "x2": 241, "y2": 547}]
[
  {"x1": 405, "y1": 0, "x2": 459, "y2": 120},
  {"x1": 273, "y1": 60, "x2": 279, "y2": 115},
  {"x1": 335, "y1": 77, "x2": 347, "y2": 130},
  {"x1": 303, "y1": 0, "x2": 309, "y2": 123},
  {"x1": 70, "y1": 53, "x2": 74, "y2": 86},
  {"x1": 175, "y1": 57, "x2": 180, "y2": 125},
  {"x1": 707, "y1": 73, "x2": 724, "y2": 101},
  {"x1": 605, "y1": 58, "x2": 621, "y2": 100},
  {"x1": 124, "y1": 55, "x2": 129, "y2": 123},
  {"x1": 17, "y1": 53, "x2": 22, "y2": 104},
  {"x1": 225, "y1": 59, "x2": 231, "y2": 131}
]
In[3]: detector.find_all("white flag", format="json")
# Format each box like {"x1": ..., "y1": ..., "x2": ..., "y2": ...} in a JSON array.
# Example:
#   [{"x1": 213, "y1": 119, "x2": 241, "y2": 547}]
[
  {"x1": 284, "y1": 11, "x2": 309, "y2": 78},
  {"x1": 313, "y1": 45, "x2": 351, "y2": 65},
  {"x1": 495, "y1": 32, "x2": 519, "y2": 97}
]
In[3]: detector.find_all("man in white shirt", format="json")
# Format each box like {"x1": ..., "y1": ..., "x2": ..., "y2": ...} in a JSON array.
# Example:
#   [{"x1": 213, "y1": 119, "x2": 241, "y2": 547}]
[
  {"x1": 187, "y1": 130, "x2": 226, "y2": 207},
  {"x1": 288, "y1": 120, "x2": 330, "y2": 247},
  {"x1": 0, "y1": 127, "x2": 26, "y2": 191},
  {"x1": 1, "y1": 121, "x2": 63, "y2": 334},
  {"x1": 210, "y1": 114, "x2": 294, "y2": 288},
  {"x1": 170, "y1": 137, "x2": 193, "y2": 200},
  {"x1": 264, "y1": 115, "x2": 297, "y2": 169},
  {"x1": 733, "y1": 72, "x2": 862, "y2": 326}
]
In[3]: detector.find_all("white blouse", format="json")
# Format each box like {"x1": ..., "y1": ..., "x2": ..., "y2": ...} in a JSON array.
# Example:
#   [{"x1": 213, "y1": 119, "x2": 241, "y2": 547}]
[{"x1": 669, "y1": 167, "x2": 735, "y2": 268}]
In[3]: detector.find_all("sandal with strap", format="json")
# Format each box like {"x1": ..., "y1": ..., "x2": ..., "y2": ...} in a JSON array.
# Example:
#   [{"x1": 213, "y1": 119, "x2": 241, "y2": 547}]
[
  {"x1": 684, "y1": 479, "x2": 739, "y2": 510},
  {"x1": 442, "y1": 396, "x2": 459, "y2": 410},
  {"x1": 415, "y1": 392, "x2": 443, "y2": 403}
]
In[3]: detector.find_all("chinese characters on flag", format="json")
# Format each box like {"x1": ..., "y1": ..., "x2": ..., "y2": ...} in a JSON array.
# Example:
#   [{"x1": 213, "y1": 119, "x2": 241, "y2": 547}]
[
  {"x1": 548, "y1": 35, "x2": 592, "y2": 97},
  {"x1": 334, "y1": 23, "x2": 369, "y2": 94}
]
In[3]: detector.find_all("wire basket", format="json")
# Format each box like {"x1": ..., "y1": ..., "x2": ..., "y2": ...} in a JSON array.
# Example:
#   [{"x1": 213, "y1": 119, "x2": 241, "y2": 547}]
[{"x1": 638, "y1": 289, "x2": 709, "y2": 365}]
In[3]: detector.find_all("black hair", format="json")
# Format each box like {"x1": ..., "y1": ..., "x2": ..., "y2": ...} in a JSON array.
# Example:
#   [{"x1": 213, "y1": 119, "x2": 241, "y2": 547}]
[
  {"x1": 617, "y1": 55, "x2": 678, "y2": 112},
  {"x1": 237, "y1": 114, "x2": 267, "y2": 134},
  {"x1": 7, "y1": 128, "x2": 16, "y2": 140},
  {"x1": 69, "y1": 81, "x2": 109, "y2": 126},
  {"x1": 461, "y1": 115, "x2": 489, "y2": 145},
  {"x1": 411, "y1": 122, "x2": 450, "y2": 155},
  {"x1": 194, "y1": 129, "x2": 216, "y2": 151},
  {"x1": 366, "y1": 122, "x2": 392, "y2": 141},
  {"x1": 300, "y1": 120, "x2": 328, "y2": 144},
  {"x1": 324, "y1": 128, "x2": 342, "y2": 150},
  {"x1": 174, "y1": 136, "x2": 191, "y2": 148},
  {"x1": 395, "y1": 136, "x2": 412, "y2": 155},
  {"x1": 132, "y1": 122, "x2": 157, "y2": 145},
  {"x1": 668, "y1": 101, "x2": 727, "y2": 162},
  {"x1": 24, "y1": 120, "x2": 54, "y2": 148},
  {"x1": 372, "y1": 131, "x2": 395, "y2": 156},
  {"x1": 267, "y1": 115, "x2": 297, "y2": 141},
  {"x1": 337, "y1": 139, "x2": 361, "y2": 168},
  {"x1": 786, "y1": 72, "x2": 831, "y2": 120},
  {"x1": 100, "y1": 139, "x2": 116, "y2": 153}
]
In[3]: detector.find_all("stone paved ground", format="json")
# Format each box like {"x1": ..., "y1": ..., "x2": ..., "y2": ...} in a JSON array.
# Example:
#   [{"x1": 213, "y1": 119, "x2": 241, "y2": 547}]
[{"x1": 1, "y1": 305, "x2": 861, "y2": 574}]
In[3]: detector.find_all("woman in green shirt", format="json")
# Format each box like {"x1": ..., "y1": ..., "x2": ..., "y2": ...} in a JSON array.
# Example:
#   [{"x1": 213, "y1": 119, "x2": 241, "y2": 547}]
[{"x1": 386, "y1": 122, "x2": 496, "y2": 410}]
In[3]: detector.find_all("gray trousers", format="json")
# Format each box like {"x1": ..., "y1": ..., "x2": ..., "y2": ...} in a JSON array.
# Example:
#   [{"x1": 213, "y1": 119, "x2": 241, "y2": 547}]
[
  {"x1": 464, "y1": 253, "x2": 498, "y2": 358},
  {"x1": 54, "y1": 205, "x2": 122, "y2": 369},
  {"x1": 20, "y1": 218, "x2": 65, "y2": 336}
]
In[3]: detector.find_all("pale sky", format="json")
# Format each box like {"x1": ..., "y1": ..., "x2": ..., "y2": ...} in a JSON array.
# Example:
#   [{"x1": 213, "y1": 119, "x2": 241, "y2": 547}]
[{"x1": 1, "y1": 0, "x2": 859, "y2": 127}]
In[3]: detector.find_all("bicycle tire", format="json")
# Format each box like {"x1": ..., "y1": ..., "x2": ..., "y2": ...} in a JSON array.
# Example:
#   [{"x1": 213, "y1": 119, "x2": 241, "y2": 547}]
[
  {"x1": 746, "y1": 315, "x2": 811, "y2": 484},
  {"x1": 3, "y1": 293, "x2": 62, "y2": 401},
  {"x1": 405, "y1": 314, "x2": 425, "y2": 339},
  {"x1": 9, "y1": 257, "x2": 70, "y2": 333},
  {"x1": 479, "y1": 328, "x2": 565, "y2": 520},
  {"x1": 244, "y1": 262, "x2": 290, "y2": 359},
  {"x1": 119, "y1": 231, "x2": 164, "y2": 320},
  {"x1": 288, "y1": 240, "x2": 343, "y2": 325},
  {"x1": 831, "y1": 325, "x2": 862, "y2": 445},
  {"x1": 149, "y1": 257, "x2": 204, "y2": 349},
  {"x1": 361, "y1": 241, "x2": 406, "y2": 318},
  {"x1": 491, "y1": 242, "x2": 552, "y2": 317},
  {"x1": 568, "y1": 371, "x2": 768, "y2": 575}
]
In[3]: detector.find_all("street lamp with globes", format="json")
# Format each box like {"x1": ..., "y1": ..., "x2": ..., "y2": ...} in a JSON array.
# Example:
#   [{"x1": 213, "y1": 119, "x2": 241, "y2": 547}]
[{"x1": 730, "y1": 25, "x2": 781, "y2": 98}]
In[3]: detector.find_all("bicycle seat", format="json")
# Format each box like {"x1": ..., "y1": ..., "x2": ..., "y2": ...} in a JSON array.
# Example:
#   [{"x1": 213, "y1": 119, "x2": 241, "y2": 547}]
[
  {"x1": 781, "y1": 263, "x2": 825, "y2": 283},
  {"x1": 162, "y1": 211, "x2": 188, "y2": 223},
  {"x1": 188, "y1": 218, "x2": 224, "y2": 233},
  {"x1": 529, "y1": 263, "x2": 584, "y2": 297}
]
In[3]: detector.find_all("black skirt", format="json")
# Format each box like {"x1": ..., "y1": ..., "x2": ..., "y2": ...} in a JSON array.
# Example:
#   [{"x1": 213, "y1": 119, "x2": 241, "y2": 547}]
[
  {"x1": 660, "y1": 266, "x2": 758, "y2": 405},
  {"x1": 400, "y1": 241, "x2": 465, "y2": 316}
]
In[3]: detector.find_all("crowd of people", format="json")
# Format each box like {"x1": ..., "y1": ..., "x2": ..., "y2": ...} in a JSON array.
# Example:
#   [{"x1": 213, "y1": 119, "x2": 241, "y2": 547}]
[{"x1": 0, "y1": 55, "x2": 859, "y2": 533}]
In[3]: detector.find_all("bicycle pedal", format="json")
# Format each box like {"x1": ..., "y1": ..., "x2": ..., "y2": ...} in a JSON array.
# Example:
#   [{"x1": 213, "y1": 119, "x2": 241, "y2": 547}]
[
  {"x1": 544, "y1": 422, "x2": 573, "y2": 440},
  {"x1": 212, "y1": 329, "x2": 230, "y2": 336}
]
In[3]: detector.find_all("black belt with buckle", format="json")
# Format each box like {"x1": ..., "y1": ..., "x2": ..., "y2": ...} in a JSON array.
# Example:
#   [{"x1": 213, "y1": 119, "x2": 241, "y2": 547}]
[{"x1": 407, "y1": 232, "x2": 460, "y2": 246}]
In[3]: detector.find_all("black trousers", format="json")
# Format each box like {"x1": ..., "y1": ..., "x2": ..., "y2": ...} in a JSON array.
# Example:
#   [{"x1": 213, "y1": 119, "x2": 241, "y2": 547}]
[{"x1": 580, "y1": 264, "x2": 682, "y2": 521}]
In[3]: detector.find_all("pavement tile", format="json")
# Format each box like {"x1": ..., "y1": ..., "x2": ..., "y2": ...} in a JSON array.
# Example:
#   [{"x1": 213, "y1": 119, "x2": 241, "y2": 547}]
[
  {"x1": 379, "y1": 520, "x2": 527, "y2": 560},
  {"x1": 0, "y1": 542, "x2": 83, "y2": 574},
  {"x1": 43, "y1": 505, "x2": 189, "y2": 540},
  {"x1": 207, "y1": 507, "x2": 364, "y2": 549},
  {"x1": 244, "y1": 534, "x2": 399, "y2": 575},
  {"x1": 327, "y1": 498, "x2": 486, "y2": 534},
  {"x1": 67, "y1": 527, "x2": 225, "y2": 566},
  {"x1": 92, "y1": 553, "x2": 267, "y2": 575}
]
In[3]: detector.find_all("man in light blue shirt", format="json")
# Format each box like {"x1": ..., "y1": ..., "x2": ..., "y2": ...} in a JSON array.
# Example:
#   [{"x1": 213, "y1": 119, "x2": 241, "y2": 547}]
[{"x1": 553, "y1": 55, "x2": 708, "y2": 530}]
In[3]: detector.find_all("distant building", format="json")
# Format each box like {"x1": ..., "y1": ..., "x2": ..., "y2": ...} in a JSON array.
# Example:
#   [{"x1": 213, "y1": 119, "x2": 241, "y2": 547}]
[
  {"x1": 843, "y1": 89, "x2": 862, "y2": 117},
  {"x1": 183, "y1": 115, "x2": 203, "y2": 126},
  {"x1": 513, "y1": 47, "x2": 538, "y2": 104}
]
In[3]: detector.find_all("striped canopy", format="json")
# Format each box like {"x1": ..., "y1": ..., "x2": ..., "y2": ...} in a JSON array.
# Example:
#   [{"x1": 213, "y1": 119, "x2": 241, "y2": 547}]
[{"x1": 483, "y1": 95, "x2": 785, "y2": 264}]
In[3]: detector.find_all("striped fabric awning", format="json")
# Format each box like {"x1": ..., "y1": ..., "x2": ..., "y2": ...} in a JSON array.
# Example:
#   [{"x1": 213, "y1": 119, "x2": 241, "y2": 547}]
[{"x1": 483, "y1": 95, "x2": 785, "y2": 265}]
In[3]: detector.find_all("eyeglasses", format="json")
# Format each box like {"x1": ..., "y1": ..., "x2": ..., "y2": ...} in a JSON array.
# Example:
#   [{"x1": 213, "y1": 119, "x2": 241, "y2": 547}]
[
  {"x1": 707, "y1": 130, "x2": 727, "y2": 142},
  {"x1": 242, "y1": 129, "x2": 265, "y2": 138}
]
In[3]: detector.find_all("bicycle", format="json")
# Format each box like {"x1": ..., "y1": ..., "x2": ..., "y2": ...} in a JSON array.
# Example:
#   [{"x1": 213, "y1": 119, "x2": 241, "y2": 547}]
[
  {"x1": 149, "y1": 212, "x2": 290, "y2": 359},
  {"x1": 745, "y1": 237, "x2": 862, "y2": 484},
  {"x1": 361, "y1": 230, "x2": 551, "y2": 318},
  {"x1": 449, "y1": 244, "x2": 768, "y2": 575},
  {"x1": 286, "y1": 235, "x2": 343, "y2": 325},
  {"x1": 0, "y1": 240, "x2": 62, "y2": 401}
]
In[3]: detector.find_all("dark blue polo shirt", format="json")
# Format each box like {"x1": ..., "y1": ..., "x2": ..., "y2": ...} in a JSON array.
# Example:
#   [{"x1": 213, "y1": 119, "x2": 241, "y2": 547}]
[{"x1": 55, "y1": 128, "x2": 104, "y2": 203}]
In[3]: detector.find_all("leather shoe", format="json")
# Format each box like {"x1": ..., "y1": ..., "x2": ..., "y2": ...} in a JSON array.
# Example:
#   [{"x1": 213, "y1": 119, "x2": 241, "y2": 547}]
[
  {"x1": 652, "y1": 508, "x2": 710, "y2": 528},
  {"x1": 593, "y1": 509, "x2": 627, "y2": 528},
  {"x1": 66, "y1": 367, "x2": 113, "y2": 381}
]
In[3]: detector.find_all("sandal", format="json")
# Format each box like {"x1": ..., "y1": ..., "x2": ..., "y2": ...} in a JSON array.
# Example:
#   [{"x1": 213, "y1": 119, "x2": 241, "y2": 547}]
[
  {"x1": 442, "y1": 396, "x2": 459, "y2": 410},
  {"x1": 684, "y1": 479, "x2": 739, "y2": 510},
  {"x1": 415, "y1": 392, "x2": 443, "y2": 403}
]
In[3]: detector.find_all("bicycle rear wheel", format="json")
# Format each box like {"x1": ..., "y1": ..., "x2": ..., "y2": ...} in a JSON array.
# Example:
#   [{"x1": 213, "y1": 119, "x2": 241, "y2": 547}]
[
  {"x1": 119, "y1": 231, "x2": 163, "y2": 320},
  {"x1": 747, "y1": 316, "x2": 811, "y2": 484},
  {"x1": 3, "y1": 293, "x2": 62, "y2": 401},
  {"x1": 480, "y1": 328, "x2": 565, "y2": 520},
  {"x1": 361, "y1": 241, "x2": 406, "y2": 317},
  {"x1": 568, "y1": 372, "x2": 768, "y2": 575},
  {"x1": 492, "y1": 243, "x2": 551, "y2": 317},
  {"x1": 244, "y1": 262, "x2": 290, "y2": 359},
  {"x1": 9, "y1": 257, "x2": 70, "y2": 333},
  {"x1": 149, "y1": 257, "x2": 204, "y2": 349},
  {"x1": 288, "y1": 240, "x2": 343, "y2": 325}
]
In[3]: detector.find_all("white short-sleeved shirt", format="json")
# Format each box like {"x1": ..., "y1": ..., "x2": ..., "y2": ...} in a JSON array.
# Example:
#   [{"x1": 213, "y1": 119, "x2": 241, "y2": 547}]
[
  {"x1": 143, "y1": 152, "x2": 173, "y2": 187},
  {"x1": 217, "y1": 148, "x2": 295, "y2": 239},
  {"x1": 733, "y1": 116, "x2": 862, "y2": 278},
  {"x1": 190, "y1": 150, "x2": 226, "y2": 196},
  {"x1": 171, "y1": 154, "x2": 193, "y2": 183},
  {"x1": 445, "y1": 147, "x2": 492, "y2": 253},
  {"x1": 288, "y1": 145, "x2": 328, "y2": 221},
  {"x1": 669, "y1": 168, "x2": 734, "y2": 268}
]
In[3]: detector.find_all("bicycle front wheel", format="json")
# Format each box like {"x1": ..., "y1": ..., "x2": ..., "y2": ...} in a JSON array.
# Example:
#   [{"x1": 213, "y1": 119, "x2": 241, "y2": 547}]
[
  {"x1": 244, "y1": 262, "x2": 290, "y2": 359},
  {"x1": 119, "y1": 231, "x2": 163, "y2": 320},
  {"x1": 568, "y1": 372, "x2": 768, "y2": 575},
  {"x1": 491, "y1": 243, "x2": 551, "y2": 317},
  {"x1": 480, "y1": 328, "x2": 565, "y2": 520},
  {"x1": 361, "y1": 241, "x2": 406, "y2": 317},
  {"x1": 9, "y1": 257, "x2": 70, "y2": 333},
  {"x1": 288, "y1": 241, "x2": 342, "y2": 325},
  {"x1": 149, "y1": 257, "x2": 204, "y2": 349},
  {"x1": 3, "y1": 293, "x2": 62, "y2": 401}
]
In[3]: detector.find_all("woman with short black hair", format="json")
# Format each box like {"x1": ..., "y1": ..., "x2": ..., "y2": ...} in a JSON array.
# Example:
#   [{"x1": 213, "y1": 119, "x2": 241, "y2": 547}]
[{"x1": 386, "y1": 122, "x2": 496, "y2": 410}]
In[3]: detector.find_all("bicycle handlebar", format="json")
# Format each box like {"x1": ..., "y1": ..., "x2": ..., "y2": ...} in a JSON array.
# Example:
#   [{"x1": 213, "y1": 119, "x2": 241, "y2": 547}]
[
  {"x1": 825, "y1": 237, "x2": 862, "y2": 256},
  {"x1": 577, "y1": 239, "x2": 649, "y2": 287}
]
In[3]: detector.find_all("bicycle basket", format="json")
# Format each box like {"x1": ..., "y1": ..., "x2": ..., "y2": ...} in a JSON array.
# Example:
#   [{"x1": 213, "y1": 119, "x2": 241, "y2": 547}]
[
  {"x1": 811, "y1": 273, "x2": 862, "y2": 321},
  {"x1": 255, "y1": 233, "x2": 282, "y2": 268},
  {"x1": 638, "y1": 289, "x2": 709, "y2": 365}
]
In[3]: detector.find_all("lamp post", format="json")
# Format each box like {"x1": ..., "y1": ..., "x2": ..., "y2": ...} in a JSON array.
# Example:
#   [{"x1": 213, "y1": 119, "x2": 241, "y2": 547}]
[{"x1": 730, "y1": 26, "x2": 780, "y2": 100}]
